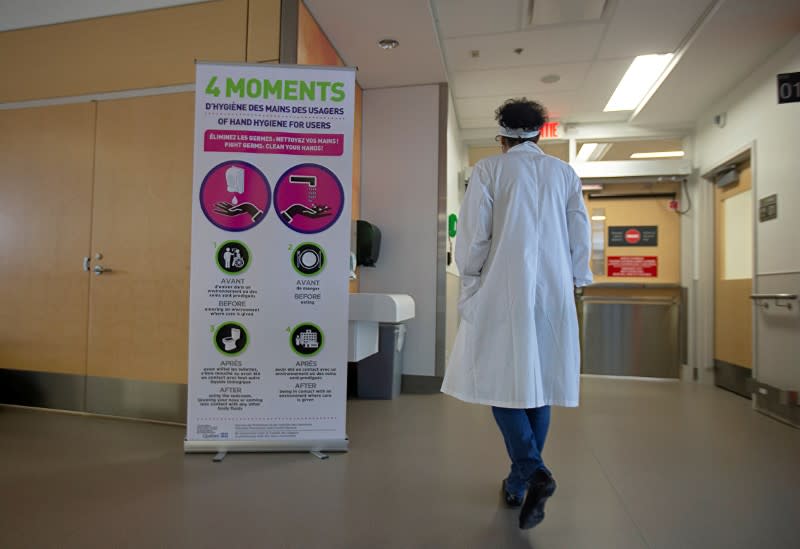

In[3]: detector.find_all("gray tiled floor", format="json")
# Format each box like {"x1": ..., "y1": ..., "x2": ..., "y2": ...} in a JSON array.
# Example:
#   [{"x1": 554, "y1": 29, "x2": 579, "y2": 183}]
[{"x1": 1, "y1": 377, "x2": 799, "y2": 548}]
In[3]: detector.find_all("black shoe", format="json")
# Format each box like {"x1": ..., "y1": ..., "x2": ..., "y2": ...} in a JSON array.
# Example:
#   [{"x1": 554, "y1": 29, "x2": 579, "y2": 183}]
[
  {"x1": 518, "y1": 470, "x2": 556, "y2": 530},
  {"x1": 502, "y1": 479, "x2": 523, "y2": 507}
]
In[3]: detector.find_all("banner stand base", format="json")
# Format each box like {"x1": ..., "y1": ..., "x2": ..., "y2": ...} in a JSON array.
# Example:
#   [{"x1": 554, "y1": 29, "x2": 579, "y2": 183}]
[{"x1": 184, "y1": 437, "x2": 349, "y2": 455}]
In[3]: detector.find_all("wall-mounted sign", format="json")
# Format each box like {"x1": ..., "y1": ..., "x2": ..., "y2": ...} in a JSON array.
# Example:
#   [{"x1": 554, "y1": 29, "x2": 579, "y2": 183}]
[
  {"x1": 759, "y1": 194, "x2": 778, "y2": 222},
  {"x1": 777, "y1": 72, "x2": 800, "y2": 104},
  {"x1": 608, "y1": 256, "x2": 658, "y2": 278},
  {"x1": 608, "y1": 226, "x2": 658, "y2": 247}
]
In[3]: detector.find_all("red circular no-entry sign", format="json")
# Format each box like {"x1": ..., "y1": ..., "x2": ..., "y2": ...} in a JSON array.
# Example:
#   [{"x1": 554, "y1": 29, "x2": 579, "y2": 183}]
[{"x1": 624, "y1": 228, "x2": 642, "y2": 244}]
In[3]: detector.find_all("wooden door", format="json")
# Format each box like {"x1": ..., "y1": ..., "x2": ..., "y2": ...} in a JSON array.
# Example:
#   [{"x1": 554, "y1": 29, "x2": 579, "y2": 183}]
[
  {"x1": 87, "y1": 93, "x2": 194, "y2": 384},
  {"x1": 714, "y1": 160, "x2": 753, "y2": 391},
  {"x1": 0, "y1": 104, "x2": 96, "y2": 375}
]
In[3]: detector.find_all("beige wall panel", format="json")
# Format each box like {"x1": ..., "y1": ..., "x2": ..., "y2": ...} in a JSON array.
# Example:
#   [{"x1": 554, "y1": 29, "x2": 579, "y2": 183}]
[
  {"x1": 0, "y1": 0, "x2": 247, "y2": 103},
  {"x1": 586, "y1": 183, "x2": 681, "y2": 285},
  {"x1": 714, "y1": 162, "x2": 753, "y2": 368},
  {"x1": 468, "y1": 145, "x2": 500, "y2": 166},
  {"x1": 540, "y1": 142, "x2": 570, "y2": 161},
  {"x1": 295, "y1": 4, "x2": 360, "y2": 290},
  {"x1": 297, "y1": 1, "x2": 344, "y2": 67},
  {"x1": 247, "y1": 0, "x2": 282, "y2": 63},
  {"x1": 468, "y1": 142, "x2": 568, "y2": 165},
  {"x1": 714, "y1": 279, "x2": 753, "y2": 368},
  {"x1": 599, "y1": 139, "x2": 684, "y2": 161},
  {"x1": 0, "y1": 104, "x2": 96, "y2": 374},
  {"x1": 88, "y1": 93, "x2": 193, "y2": 384}
]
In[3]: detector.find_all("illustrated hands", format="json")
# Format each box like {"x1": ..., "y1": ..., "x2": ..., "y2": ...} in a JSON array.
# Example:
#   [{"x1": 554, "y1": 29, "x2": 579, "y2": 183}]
[
  {"x1": 280, "y1": 204, "x2": 332, "y2": 222},
  {"x1": 213, "y1": 201, "x2": 263, "y2": 222}
]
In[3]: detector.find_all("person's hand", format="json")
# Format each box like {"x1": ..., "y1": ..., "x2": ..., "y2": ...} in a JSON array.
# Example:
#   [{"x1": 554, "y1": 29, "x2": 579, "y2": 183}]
[
  {"x1": 213, "y1": 201, "x2": 263, "y2": 221},
  {"x1": 281, "y1": 204, "x2": 332, "y2": 220}
]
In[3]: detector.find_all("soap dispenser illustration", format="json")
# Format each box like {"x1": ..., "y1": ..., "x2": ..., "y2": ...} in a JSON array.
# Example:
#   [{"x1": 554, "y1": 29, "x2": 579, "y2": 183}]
[
  {"x1": 212, "y1": 165, "x2": 264, "y2": 223},
  {"x1": 225, "y1": 166, "x2": 245, "y2": 205}
]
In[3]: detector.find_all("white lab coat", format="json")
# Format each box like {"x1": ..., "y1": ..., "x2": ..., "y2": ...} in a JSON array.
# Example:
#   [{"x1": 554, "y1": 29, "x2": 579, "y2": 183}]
[{"x1": 441, "y1": 141, "x2": 592, "y2": 409}]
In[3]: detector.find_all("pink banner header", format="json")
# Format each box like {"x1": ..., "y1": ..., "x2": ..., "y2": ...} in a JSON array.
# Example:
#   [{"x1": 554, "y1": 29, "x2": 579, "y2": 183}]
[{"x1": 204, "y1": 130, "x2": 344, "y2": 156}]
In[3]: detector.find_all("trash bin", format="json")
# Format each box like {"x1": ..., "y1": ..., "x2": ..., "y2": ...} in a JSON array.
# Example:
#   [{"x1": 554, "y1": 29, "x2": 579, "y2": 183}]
[{"x1": 357, "y1": 323, "x2": 406, "y2": 399}]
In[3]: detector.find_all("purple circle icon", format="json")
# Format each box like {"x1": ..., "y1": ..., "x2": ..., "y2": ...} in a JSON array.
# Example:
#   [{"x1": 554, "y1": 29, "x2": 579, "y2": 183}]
[
  {"x1": 273, "y1": 164, "x2": 345, "y2": 234},
  {"x1": 200, "y1": 161, "x2": 271, "y2": 232}
]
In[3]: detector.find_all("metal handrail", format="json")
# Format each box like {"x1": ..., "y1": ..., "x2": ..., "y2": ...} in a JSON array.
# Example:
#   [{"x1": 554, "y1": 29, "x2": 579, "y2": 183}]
[{"x1": 750, "y1": 293, "x2": 797, "y2": 310}]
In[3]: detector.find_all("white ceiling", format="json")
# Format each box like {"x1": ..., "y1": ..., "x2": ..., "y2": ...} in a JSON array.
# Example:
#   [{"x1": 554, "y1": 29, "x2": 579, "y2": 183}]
[
  {"x1": 308, "y1": 0, "x2": 800, "y2": 137},
  {"x1": 434, "y1": 0, "x2": 717, "y2": 130},
  {"x1": 302, "y1": 0, "x2": 446, "y2": 89},
  {"x1": 633, "y1": 0, "x2": 800, "y2": 126},
  {"x1": 3, "y1": 0, "x2": 799, "y2": 137}
]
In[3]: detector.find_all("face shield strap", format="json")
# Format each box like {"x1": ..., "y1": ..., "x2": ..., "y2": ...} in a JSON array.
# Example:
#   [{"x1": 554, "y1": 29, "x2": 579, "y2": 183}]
[{"x1": 497, "y1": 126, "x2": 540, "y2": 139}]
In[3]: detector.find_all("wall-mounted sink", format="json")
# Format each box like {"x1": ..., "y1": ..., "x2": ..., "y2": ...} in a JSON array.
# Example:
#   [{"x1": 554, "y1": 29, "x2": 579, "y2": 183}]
[
  {"x1": 349, "y1": 293, "x2": 415, "y2": 323},
  {"x1": 348, "y1": 293, "x2": 415, "y2": 361}
]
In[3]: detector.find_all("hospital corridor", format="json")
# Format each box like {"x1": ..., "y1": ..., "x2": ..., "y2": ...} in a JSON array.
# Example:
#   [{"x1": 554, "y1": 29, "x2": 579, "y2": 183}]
[{"x1": 1, "y1": 1, "x2": 799, "y2": 548}]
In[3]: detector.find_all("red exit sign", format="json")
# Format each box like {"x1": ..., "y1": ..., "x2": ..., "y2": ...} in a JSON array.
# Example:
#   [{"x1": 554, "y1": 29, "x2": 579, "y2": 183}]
[{"x1": 540, "y1": 122, "x2": 559, "y2": 139}]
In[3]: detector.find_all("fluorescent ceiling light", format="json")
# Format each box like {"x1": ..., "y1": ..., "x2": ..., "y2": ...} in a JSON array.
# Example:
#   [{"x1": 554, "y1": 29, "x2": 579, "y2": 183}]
[
  {"x1": 576, "y1": 143, "x2": 598, "y2": 161},
  {"x1": 604, "y1": 54, "x2": 674, "y2": 112},
  {"x1": 630, "y1": 150, "x2": 685, "y2": 159},
  {"x1": 591, "y1": 215, "x2": 607, "y2": 221},
  {"x1": 576, "y1": 142, "x2": 611, "y2": 162},
  {"x1": 582, "y1": 184, "x2": 604, "y2": 191}
]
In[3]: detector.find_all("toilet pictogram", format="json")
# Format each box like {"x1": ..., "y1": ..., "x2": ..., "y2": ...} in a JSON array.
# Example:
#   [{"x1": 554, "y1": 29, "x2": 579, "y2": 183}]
[{"x1": 214, "y1": 322, "x2": 249, "y2": 356}]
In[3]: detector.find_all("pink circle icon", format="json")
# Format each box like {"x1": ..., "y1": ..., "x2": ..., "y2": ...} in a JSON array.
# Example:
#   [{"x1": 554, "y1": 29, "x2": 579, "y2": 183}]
[
  {"x1": 273, "y1": 164, "x2": 345, "y2": 234},
  {"x1": 200, "y1": 161, "x2": 271, "y2": 232}
]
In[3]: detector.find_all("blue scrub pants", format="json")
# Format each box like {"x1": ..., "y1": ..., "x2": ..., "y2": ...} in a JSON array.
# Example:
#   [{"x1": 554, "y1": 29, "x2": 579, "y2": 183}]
[{"x1": 491, "y1": 405, "x2": 551, "y2": 499}]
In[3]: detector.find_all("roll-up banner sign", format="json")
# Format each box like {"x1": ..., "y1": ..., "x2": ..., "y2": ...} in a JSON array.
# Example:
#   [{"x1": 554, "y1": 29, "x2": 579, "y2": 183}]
[{"x1": 185, "y1": 62, "x2": 355, "y2": 453}]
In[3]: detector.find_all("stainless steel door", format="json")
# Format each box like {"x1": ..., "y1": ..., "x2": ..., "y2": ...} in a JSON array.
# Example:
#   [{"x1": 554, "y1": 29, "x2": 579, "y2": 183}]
[{"x1": 581, "y1": 296, "x2": 680, "y2": 378}]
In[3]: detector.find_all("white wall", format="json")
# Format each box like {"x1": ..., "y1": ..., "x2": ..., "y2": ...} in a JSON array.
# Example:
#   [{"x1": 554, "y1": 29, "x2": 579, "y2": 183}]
[
  {"x1": 694, "y1": 34, "x2": 800, "y2": 390},
  {"x1": 446, "y1": 93, "x2": 468, "y2": 276},
  {"x1": 695, "y1": 34, "x2": 800, "y2": 274},
  {"x1": 360, "y1": 85, "x2": 442, "y2": 378},
  {"x1": 445, "y1": 92, "x2": 468, "y2": 363}
]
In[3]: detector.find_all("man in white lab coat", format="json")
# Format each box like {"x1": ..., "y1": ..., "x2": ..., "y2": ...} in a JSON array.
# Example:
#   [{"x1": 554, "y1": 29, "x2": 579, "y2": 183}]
[{"x1": 441, "y1": 98, "x2": 592, "y2": 530}]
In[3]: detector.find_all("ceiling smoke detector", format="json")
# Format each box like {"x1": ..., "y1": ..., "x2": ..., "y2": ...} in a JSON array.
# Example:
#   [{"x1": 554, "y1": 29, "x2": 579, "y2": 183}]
[
  {"x1": 541, "y1": 74, "x2": 560, "y2": 84},
  {"x1": 378, "y1": 38, "x2": 399, "y2": 50}
]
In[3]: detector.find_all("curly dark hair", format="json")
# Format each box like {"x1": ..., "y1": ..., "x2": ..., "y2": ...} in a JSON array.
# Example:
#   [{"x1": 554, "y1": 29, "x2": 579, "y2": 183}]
[{"x1": 495, "y1": 98, "x2": 548, "y2": 132}]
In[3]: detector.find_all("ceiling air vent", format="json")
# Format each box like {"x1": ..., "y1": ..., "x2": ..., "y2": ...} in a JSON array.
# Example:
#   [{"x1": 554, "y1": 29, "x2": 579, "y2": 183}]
[{"x1": 525, "y1": 0, "x2": 608, "y2": 27}]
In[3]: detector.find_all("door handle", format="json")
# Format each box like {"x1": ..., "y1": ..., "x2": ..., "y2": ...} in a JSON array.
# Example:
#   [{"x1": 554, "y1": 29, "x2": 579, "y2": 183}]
[
  {"x1": 93, "y1": 265, "x2": 112, "y2": 276},
  {"x1": 83, "y1": 257, "x2": 91, "y2": 271}
]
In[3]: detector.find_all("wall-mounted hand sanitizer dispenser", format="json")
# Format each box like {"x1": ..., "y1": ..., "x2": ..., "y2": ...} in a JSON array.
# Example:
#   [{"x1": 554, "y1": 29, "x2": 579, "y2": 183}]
[{"x1": 356, "y1": 220, "x2": 381, "y2": 267}]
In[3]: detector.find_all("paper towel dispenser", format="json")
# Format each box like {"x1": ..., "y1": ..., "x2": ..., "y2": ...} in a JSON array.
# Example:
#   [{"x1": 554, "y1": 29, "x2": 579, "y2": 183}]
[{"x1": 356, "y1": 220, "x2": 381, "y2": 267}]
